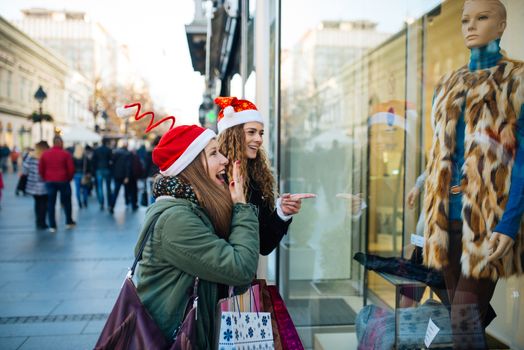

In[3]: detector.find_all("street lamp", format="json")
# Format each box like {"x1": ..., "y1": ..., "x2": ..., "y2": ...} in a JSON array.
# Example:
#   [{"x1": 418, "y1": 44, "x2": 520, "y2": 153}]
[{"x1": 34, "y1": 86, "x2": 47, "y2": 140}]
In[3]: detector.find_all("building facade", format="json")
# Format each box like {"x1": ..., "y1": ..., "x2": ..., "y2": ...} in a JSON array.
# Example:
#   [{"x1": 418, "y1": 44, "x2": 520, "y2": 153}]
[
  {"x1": 0, "y1": 16, "x2": 69, "y2": 148},
  {"x1": 187, "y1": 0, "x2": 524, "y2": 348},
  {"x1": 13, "y1": 8, "x2": 119, "y2": 85}
]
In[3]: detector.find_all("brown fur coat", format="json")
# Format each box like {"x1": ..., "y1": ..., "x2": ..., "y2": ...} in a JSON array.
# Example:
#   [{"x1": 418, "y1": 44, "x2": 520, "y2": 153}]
[{"x1": 423, "y1": 58, "x2": 524, "y2": 280}]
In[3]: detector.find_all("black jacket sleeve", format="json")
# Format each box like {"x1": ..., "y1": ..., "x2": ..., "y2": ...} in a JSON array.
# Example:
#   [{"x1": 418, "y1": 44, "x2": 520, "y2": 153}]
[
  {"x1": 259, "y1": 209, "x2": 292, "y2": 255},
  {"x1": 248, "y1": 181, "x2": 292, "y2": 255}
]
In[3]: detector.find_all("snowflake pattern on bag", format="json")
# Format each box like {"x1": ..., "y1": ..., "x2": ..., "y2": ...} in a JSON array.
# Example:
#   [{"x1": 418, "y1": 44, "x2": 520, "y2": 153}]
[{"x1": 218, "y1": 311, "x2": 274, "y2": 350}]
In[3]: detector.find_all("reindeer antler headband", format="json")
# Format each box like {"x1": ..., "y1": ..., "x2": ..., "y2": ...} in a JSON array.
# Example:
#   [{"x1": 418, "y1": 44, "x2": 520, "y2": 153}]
[{"x1": 116, "y1": 102, "x2": 176, "y2": 133}]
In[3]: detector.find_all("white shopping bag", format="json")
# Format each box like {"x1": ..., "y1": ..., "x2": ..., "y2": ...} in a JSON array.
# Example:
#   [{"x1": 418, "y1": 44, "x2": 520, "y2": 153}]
[{"x1": 217, "y1": 311, "x2": 274, "y2": 350}]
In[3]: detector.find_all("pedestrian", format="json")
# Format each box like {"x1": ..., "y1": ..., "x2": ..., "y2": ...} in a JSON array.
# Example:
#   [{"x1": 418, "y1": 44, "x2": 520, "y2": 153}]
[
  {"x1": 108, "y1": 140, "x2": 131, "y2": 214},
  {"x1": 83, "y1": 145, "x2": 95, "y2": 198},
  {"x1": 422, "y1": 1, "x2": 524, "y2": 347},
  {"x1": 215, "y1": 96, "x2": 315, "y2": 255},
  {"x1": 72, "y1": 144, "x2": 90, "y2": 208},
  {"x1": 135, "y1": 124, "x2": 259, "y2": 348},
  {"x1": 126, "y1": 149, "x2": 144, "y2": 210},
  {"x1": 142, "y1": 135, "x2": 161, "y2": 205},
  {"x1": 39, "y1": 136, "x2": 76, "y2": 232},
  {"x1": 23, "y1": 141, "x2": 50, "y2": 229},
  {"x1": 0, "y1": 143, "x2": 10, "y2": 173},
  {"x1": 10, "y1": 147, "x2": 20, "y2": 173},
  {"x1": 0, "y1": 169, "x2": 3, "y2": 209},
  {"x1": 92, "y1": 138, "x2": 113, "y2": 210}
]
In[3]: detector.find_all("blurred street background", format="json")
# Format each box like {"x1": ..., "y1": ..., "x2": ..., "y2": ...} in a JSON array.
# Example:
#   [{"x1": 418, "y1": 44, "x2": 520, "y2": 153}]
[{"x1": 0, "y1": 172, "x2": 144, "y2": 350}]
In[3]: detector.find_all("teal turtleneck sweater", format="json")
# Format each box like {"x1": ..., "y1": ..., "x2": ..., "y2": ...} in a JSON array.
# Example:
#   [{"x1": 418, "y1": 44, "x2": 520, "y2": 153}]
[{"x1": 448, "y1": 39, "x2": 524, "y2": 239}]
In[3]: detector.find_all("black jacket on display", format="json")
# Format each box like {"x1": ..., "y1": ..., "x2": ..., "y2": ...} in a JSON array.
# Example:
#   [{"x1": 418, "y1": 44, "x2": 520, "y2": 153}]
[{"x1": 247, "y1": 178, "x2": 292, "y2": 255}]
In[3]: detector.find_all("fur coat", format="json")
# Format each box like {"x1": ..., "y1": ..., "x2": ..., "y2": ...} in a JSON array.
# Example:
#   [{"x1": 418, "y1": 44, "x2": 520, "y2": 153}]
[{"x1": 423, "y1": 58, "x2": 524, "y2": 280}]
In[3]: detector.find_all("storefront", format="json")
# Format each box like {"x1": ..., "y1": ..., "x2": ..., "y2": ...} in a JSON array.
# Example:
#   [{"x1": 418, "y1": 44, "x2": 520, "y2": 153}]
[
  {"x1": 276, "y1": 0, "x2": 524, "y2": 348},
  {"x1": 186, "y1": 0, "x2": 524, "y2": 348}
]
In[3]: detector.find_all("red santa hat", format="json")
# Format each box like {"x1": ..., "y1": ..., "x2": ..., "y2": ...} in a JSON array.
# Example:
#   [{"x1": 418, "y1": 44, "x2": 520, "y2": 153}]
[
  {"x1": 214, "y1": 97, "x2": 264, "y2": 134},
  {"x1": 153, "y1": 125, "x2": 216, "y2": 176}
]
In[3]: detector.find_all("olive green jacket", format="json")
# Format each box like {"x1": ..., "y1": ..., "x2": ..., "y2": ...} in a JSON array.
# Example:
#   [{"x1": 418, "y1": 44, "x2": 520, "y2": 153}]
[{"x1": 135, "y1": 198, "x2": 259, "y2": 349}]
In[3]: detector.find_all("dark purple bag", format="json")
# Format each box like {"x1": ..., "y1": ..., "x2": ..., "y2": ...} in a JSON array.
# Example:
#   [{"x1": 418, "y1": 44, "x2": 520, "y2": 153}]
[{"x1": 94, "y1": 214, "x2": 198, "y2": 350}]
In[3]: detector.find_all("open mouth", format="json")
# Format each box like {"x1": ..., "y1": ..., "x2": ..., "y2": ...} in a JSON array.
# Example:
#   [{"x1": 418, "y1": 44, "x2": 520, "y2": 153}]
[
  {"x1": 216, "y1": 170, "x2": 227, "y2": 183},
  {"x1": 248, "y1": 145, "x2": 259, "y2": 152}
]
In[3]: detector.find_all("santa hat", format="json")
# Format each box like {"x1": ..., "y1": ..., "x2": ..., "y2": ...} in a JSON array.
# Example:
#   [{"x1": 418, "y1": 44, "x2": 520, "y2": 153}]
[
  {"x1": 153, "y1": 125, "x2": 216, "y2": 176},
  {"x1": 214, "y1": 97, "x2": 264, "y2": 134}
]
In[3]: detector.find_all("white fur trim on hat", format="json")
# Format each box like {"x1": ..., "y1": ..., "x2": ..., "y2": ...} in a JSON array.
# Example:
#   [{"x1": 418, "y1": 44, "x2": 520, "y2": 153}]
[
  {"x1": 160, "y1": 128, "x2": 216, "y2": 176},
  {"x1": 217, "y1": 109, "x2": 264, "y2": 133}
]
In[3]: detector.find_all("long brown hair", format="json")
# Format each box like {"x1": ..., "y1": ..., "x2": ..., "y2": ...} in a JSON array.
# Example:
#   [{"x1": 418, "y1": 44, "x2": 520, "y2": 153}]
[
  {"x1": 34, "y1": 141, "x2": 50, "y2": 159},
  {"x1": 217, "y1": 124, "x2": 276, "y2": 208},
  {"x1": 179, "y1": 152, "x2": 233, "y2": 239}
]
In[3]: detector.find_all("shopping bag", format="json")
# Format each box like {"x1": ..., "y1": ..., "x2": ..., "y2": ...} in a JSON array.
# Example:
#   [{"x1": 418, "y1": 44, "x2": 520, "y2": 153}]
[
  {"x1": 15, "y1": 173, "x2": 27, "y2": 195},
  {"x1": 216, "y1": 285, "x2": 274, "y2": 349},
  {"x1": 218, "y1": 283, "x2": 261, "y2": 312},
  {"x1": 258, "y1": 281, "x2": 284, "y2": 349},
  {"x1": 266, "y1": 285, "x2": 304, "y2": 350}
]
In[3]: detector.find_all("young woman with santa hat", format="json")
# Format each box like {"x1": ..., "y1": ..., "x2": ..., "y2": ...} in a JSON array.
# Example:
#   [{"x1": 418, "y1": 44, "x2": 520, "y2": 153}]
[
  {"x1": 215, "y1": 97, "x2": 315, "y2": 256},
  {"x1": 133, "y1": 123, "x2": 260, "y2": 348}
]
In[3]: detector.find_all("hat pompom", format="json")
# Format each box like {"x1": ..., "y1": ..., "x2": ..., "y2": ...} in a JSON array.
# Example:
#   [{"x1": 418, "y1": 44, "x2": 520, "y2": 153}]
[
  {"x1": 224, "y1": 106, "x2": 235, "y2": 118},
  {"x1": 116, "y1": 106, "x2": 134, "y2": 118}
]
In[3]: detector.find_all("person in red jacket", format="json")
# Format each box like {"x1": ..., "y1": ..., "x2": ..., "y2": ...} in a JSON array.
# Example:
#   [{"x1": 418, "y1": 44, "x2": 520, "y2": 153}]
[{"x1": 39, "y1": 136, "x2": 75, "y2": 232}]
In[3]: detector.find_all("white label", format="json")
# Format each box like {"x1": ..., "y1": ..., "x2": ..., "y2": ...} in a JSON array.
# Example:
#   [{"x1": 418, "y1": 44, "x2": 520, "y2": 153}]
[
  {"x1": 424, "y1": 318, "x2": 440, "y2": 348},
  {"x1": 411, "y1": 234, "x2": 425, "y2": 248}
]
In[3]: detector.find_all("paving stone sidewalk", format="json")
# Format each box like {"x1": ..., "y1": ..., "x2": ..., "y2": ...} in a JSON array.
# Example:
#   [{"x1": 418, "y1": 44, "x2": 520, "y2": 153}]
[{"x1": 0, "y1": 172, "x2": 146, "y2": 350}]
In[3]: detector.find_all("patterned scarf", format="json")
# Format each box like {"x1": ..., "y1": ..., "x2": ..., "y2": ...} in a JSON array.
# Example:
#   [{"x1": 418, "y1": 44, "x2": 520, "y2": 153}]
[{"x1": 152, "y1": 175, "x2": 199, "y2": 206}]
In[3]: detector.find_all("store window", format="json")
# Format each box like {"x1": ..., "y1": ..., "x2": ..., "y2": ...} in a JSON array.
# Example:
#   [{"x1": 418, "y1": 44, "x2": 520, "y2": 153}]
[{"x1": 277, "y1": 0, "x2": 524, "y2": 348}]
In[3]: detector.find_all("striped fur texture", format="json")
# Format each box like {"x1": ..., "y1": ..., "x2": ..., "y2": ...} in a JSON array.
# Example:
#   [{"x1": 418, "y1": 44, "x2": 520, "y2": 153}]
[{"x1": 423, "y1": 58, "x2": 524, "y2": 280}]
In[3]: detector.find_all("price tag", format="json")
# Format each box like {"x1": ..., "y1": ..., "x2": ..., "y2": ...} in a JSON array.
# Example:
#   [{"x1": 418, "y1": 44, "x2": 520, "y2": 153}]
[
  {"x1": 411, "y1": 234, "x2": 425, "y2": 248},
  {"x1": 424, "y1": 318, "x2": 440, "y2": 348}
]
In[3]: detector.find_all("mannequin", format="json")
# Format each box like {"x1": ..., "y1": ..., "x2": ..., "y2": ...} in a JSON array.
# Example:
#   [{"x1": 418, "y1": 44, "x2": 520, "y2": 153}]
[{"x1": 423, "y1": 0, "x2": 524, "y2": 348}]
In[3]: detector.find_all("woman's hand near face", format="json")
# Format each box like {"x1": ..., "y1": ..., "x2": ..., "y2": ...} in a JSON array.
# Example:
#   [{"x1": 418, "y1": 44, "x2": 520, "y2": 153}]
[
  {"x1": 229, "y1": 160, "x2": 246, "y2": 204},
  {"x1": 280, "y1": 193, "x2": 316, "y2": 215}
]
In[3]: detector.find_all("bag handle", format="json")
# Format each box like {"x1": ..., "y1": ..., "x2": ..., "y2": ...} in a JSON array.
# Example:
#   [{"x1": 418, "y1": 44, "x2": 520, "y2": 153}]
[
  {"x1": 128, "y1": 212, "x2": 162, "y2": 278},
  {"x1": 228, "y1": 284, "x2": 260, "y2": 317}
]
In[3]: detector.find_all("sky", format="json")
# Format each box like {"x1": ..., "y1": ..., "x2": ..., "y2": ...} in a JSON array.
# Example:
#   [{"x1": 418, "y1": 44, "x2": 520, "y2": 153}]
[
  {"x1": 0, "y1": 0, "x2": 203, "y2": 125},
  {"x1": 281, "y1": 0, "x2": 443, "y2": 49},
  {"x1": 0, "y1": 0, "x2": 443, "y2": 125}
]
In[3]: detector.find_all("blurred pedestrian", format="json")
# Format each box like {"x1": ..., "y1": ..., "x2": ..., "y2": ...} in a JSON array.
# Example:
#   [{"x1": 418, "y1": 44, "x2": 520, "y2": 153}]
[
  {"x1": 23, "y1": 141, "x2": 50, "y2": 229},
  {"x1": 108, "y1": 140, "x2": 131, "y2": 214},
  {"x1": 10, "y1": 147, "x2": 20, "y2": 173},
  {"x1": 0, "y1": 169, "x2": 3, "y2": 209},
  {"x1": 142, "y1": 135, "x2": 161, "y2": 205},
  {"x1": 127, "y1": 149, "x2": 144, "y2": 210},
  {"x1": 0, "y1": 143, "x2": 10, "y2": 173},
  {"x1": 39, "y1": 136, "x2": 75, "y2": 232},
  {"x1": 93, "y1": 138, "x2": 113, "y2": 210},
  {"x1": 72, "y1": 144, "x2": 90, "y2": 208}
]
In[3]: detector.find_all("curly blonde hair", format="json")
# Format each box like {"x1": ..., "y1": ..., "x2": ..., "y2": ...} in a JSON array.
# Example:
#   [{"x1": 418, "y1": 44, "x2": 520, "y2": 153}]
[{"x1": 218, "y1": 125, "x2": 276, "y2": 208}]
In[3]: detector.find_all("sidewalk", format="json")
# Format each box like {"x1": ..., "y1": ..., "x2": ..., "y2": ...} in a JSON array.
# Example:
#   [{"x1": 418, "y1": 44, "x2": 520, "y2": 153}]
[{"x1": 0, "y1": 173, "x2": 146, "y2": 350}]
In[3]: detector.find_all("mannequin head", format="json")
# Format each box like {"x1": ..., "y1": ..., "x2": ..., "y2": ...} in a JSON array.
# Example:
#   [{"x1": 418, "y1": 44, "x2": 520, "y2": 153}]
[{"x1": 462, "y1": 0, "x2": 507, "y2": 48}]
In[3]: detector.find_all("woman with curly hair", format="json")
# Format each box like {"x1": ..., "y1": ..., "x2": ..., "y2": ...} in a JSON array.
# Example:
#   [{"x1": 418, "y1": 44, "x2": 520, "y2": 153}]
[{"x1": 216, "y1": 97, "x2": 315, "y2": 255}]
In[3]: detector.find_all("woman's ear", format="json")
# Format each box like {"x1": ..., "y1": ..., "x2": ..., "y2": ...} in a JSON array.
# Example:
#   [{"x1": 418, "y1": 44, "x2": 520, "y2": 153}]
[{"x1": 498, "y1": 20, "x2": 507, "y2": 37}]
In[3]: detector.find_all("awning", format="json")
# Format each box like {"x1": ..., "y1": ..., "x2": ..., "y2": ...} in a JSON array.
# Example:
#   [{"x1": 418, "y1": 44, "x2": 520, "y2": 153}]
[{"x1": 61, "y1": 125, "x2": 102, "y2": 143}]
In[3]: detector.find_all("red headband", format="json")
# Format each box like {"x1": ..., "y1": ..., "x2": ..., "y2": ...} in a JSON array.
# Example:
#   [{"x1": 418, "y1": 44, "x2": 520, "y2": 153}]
[{"x1": 117, "y1": 102, "x2": 176, "y2": 133}]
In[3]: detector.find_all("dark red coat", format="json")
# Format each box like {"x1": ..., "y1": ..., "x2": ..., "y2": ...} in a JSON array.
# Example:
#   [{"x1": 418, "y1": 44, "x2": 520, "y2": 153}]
[{"x1": 39, "y1": 146, "x2": 74, "y2": 182}]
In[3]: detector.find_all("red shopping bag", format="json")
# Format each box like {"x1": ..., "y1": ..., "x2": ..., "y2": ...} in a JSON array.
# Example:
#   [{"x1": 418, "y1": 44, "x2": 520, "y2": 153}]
[{"x1": 264, "y1": 285, "x2": 304, "y2": 350}]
